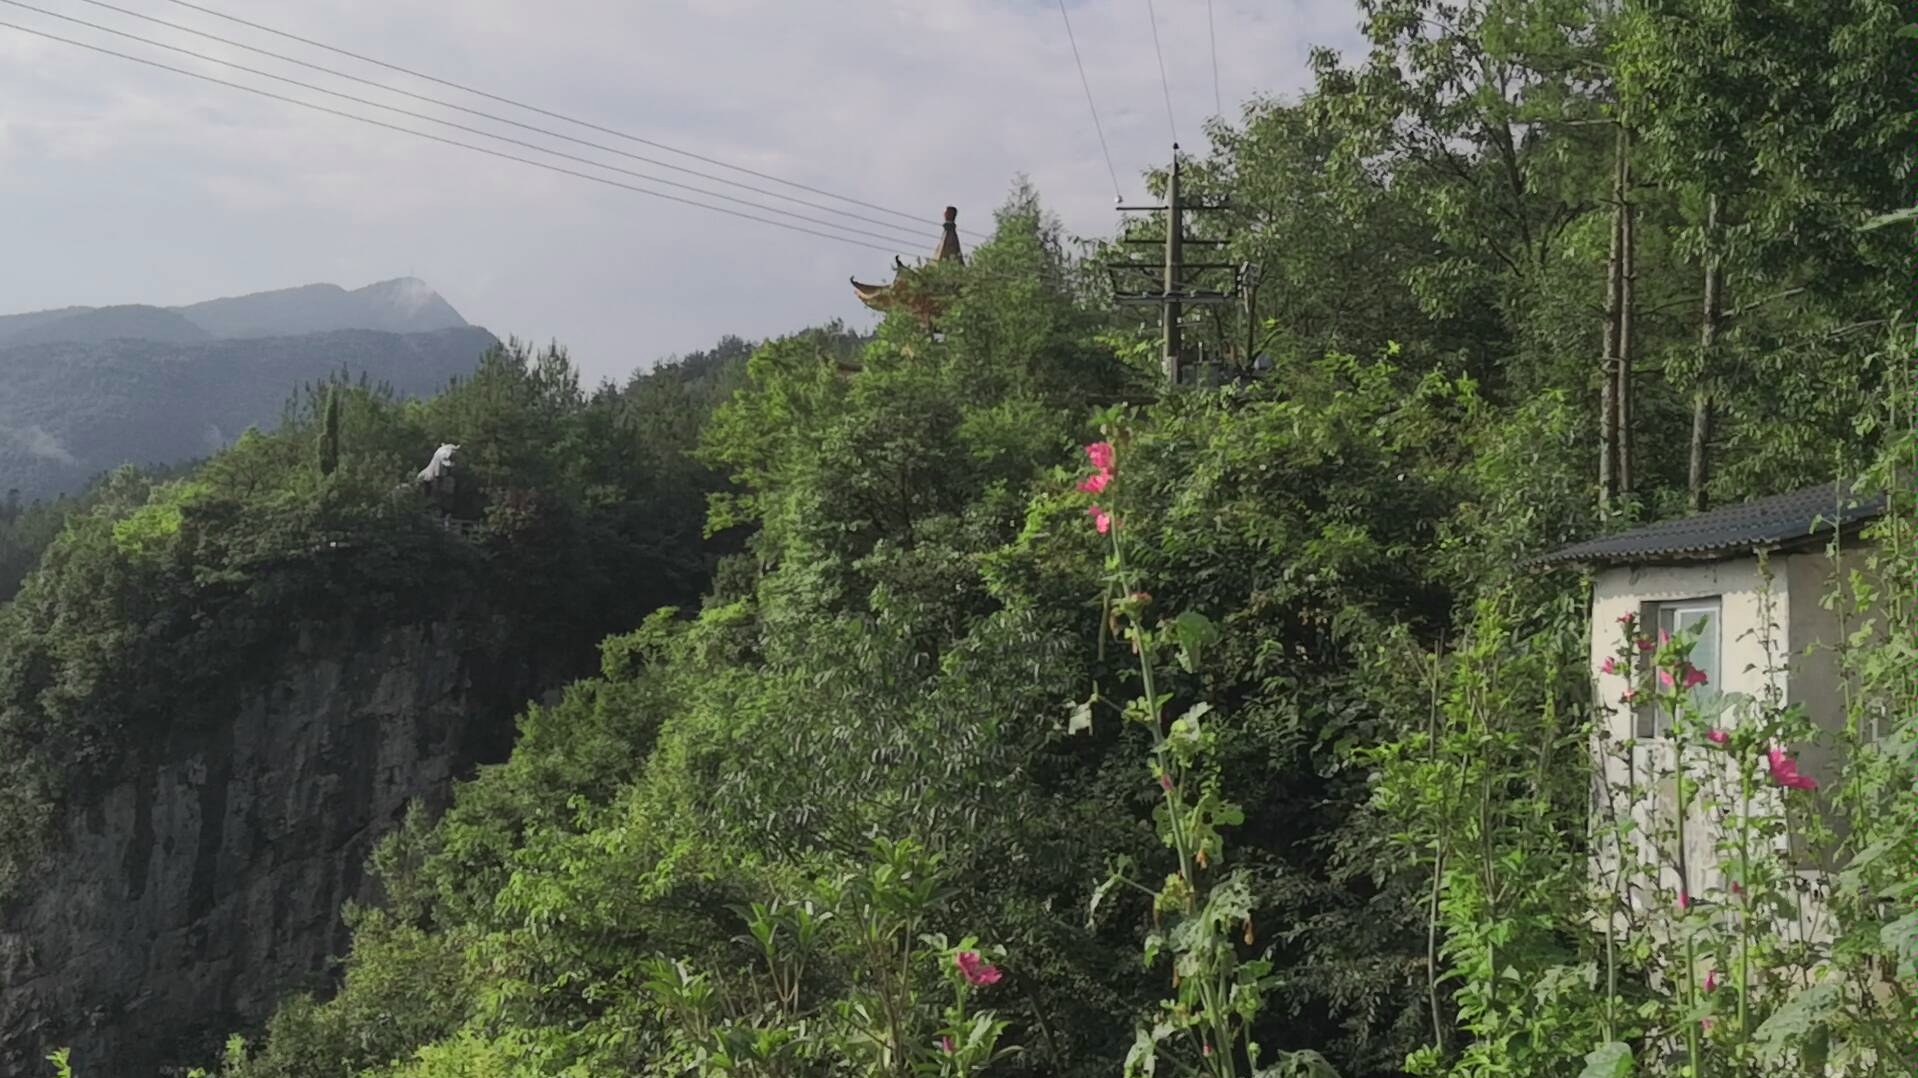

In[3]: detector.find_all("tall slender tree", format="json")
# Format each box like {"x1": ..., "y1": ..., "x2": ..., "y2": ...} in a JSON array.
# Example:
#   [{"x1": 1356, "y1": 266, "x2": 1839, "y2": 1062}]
[{"x1": 317, "y1": 385, "x2": 342, "y2": 478}]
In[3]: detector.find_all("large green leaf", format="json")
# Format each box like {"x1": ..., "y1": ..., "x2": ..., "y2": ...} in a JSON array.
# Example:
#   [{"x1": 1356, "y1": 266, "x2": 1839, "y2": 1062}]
[
  {"x1": 1577, "y1": 1040, "x2": 1634, "y2": 1078},
  {"x1": 1753, "y1": 982, "x2": 1844, "y2": 1063}
]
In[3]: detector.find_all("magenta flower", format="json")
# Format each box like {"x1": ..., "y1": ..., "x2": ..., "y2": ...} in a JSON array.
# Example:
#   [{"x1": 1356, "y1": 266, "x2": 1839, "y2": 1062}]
[
  {"x1": 1159, "y1": 773, "x2": 1174, "y2": 792},
  {"x1": 940, "y1": 1037, "x2": 955, "y2": 1055},
  {"x1": 1600, "y1": 656, "x2": 1619, "y2": 676},
  {"x1": 1659, "y1": 663, "x2": 1704, "y2": 690},
  {"x1": 1636, "y1": 637, "x2": 1656, "y2": 654},
  {"x1": 955, "y1": 950, "x2": 1003, "y2": 987},
  {"x1": 1659, "y1": 629, "x2": 1672, "y2": 646},
  {"x1": 1616, "y1": 613, "x2": 1635, "y2": 625},
  {"x1": 1704, "y1": 969, "x2": 1718, "y2": 993},
  {"x1": 1678, "y1": 888, "x2": 1691, "y2": 911},
  {"x1": 1085, "y1": 441, "x2": 1116, "y2": 473},
  {"x1": 1705, "y1": 729, "x2": 1729, "y2": 746},
  {"x1": 1620, "y1": 688, "x2": 1638, "y2": 704},
  {"x1": 1766, "y1": 747, "x2": 1819, "y2": 792},
  {"x1": 1077, "y1": 470, "x2": 1111, "y2": 495},
  {"x1": 1088, "y1": 505, "x2": 1112, "y2": 535}
]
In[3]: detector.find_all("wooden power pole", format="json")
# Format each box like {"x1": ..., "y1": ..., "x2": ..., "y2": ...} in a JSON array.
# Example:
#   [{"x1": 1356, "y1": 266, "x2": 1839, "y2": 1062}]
[
  {"x1": 1162, "y1": 152, "x2": 1185, "y2": 384},
  {"x1": 1109, "y1": 144, "x2": 1242, "y2": 389}
]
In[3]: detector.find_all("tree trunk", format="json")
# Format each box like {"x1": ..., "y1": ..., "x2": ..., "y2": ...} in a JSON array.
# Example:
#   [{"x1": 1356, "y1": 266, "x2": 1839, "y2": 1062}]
[
  {"x1": 1598, "y1": 123, "x2": 1627, "y2": 515},
  {"x1": 1690, "y1": 194, "x2": 1723, "y2": 513},
  {"x1": 1617, "y1": 127, "x2": 1636, "y2": 501}
]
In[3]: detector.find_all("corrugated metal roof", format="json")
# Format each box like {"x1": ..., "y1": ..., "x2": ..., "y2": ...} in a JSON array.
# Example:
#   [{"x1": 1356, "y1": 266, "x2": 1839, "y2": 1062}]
[{"x1": 1526, "y1": 482, "x2": 1887, "y2": 569}]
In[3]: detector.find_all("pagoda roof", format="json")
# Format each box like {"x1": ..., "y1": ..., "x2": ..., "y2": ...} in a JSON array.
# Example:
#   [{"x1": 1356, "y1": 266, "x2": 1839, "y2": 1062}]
[{"x1": 851, "y1": 208, "x2": 965, "y2": 320}]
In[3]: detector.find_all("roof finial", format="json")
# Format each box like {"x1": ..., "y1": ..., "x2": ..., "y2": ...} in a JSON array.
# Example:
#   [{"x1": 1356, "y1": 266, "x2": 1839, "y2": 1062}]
[{"x1": 943, "y1": 206, "x2": 957, "y2": 224}]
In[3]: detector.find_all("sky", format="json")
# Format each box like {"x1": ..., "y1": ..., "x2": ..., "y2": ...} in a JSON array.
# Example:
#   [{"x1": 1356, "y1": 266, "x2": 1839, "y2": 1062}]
[{"x1": 0, "y1": 0, "x2": 1365, "y2": 384}]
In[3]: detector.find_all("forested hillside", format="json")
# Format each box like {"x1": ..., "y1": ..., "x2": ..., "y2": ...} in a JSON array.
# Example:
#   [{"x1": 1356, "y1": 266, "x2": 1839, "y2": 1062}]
[
  {"x1": 5, "y1": 2, "x2": 1913, "y2": 1077},
  {"x1": 0, "y1": 326, "x2": 498, "y2": 501}
]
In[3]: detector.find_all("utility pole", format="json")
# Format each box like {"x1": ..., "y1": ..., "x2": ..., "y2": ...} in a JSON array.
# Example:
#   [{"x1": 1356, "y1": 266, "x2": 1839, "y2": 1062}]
[
  {"x1": 1162, "y1": 151, "x2": 1184, "y2": 385},
  {"x1": 1109, "y1": 145, "x2": 1245, "y2": 389}
]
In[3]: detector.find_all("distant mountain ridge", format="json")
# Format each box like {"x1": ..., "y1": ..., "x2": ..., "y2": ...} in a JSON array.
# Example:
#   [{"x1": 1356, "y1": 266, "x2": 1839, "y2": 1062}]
[
  {"x1": 0, "y1": 277, "x2": 469, "y2": 347},
  {"x1": 0, "y1": 278, "x2": 494, "y2": 500}
]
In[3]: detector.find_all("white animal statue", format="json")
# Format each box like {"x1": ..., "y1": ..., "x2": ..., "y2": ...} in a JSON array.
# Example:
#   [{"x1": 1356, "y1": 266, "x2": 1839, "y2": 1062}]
[{"x1": 417, "y1": 443, "x2": 460, "y2": 485}]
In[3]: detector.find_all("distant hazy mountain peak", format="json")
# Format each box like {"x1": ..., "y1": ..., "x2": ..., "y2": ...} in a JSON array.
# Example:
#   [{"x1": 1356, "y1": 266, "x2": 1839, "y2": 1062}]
[
  {"x1": 353, "y1": 277, "x2": 460, "y2": 318},
  {"x1": 174, "y1": 278, "x2": 469, "y2": 339}
]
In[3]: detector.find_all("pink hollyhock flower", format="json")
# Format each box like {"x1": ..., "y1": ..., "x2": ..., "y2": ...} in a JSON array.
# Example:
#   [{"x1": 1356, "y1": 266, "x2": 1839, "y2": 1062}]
[
  {"x1": 1701, "y1": 1017, "x2": 1714, "y2": 1033},
  {"x1": 1659, "y1": 629, "x2": 1671, "y2": 646},
  {"x1": 955, "y1": 950, "x2": 1003, "y2": 987},
  {"x1": 1704, "y1": 969, "x2": 1718, "y2": 993},
  {"x1": 1767, "y1": 747, "x2": 1819, "y2": 791},
  {"x1": 1705, "y1": 729, "x2": 1729, "y2": 746},
  {"x1": 1620, "y1": 688, "x2": 1638, "y2": 704},
  {"x1": 1658, "y1": 668, "x2": 1675, "y2": 690},
  {"x1": 1085, "y1": 442, "x2": 1116, "y2": 473},
  {"x1": 1202, "y1": 1044, "x2": 1213, "y2": 1058},
  {"x1": 1636, "y1": 637, "x2": 1656, "y2": 653},
  {"x1": 940, "y1": 1037, "x2": 955, "y2": 1055},
  {"x1": 1088, "y1": 505, "x2": 1112, "y2": 534},
  {"x1": 1684, "y1": 666, "x2": 1708, "y2": 689},
  {"x1": 1601, "y1": 656, "x2": 1619, "y2": 676},
  {"x1": 1159, "y1": 773, "x2": 1174, "y2": 792},
  {"x1": 1077, "y1": 470, "x2": 1111, "y2": 495},
  {"x1": 1616, "y1": 613, "x2": 1635, "y2": 625},
  {"x1": 1730, "y1": 881, "x2": 1742, "y2": 895},
  {"x1": 1678, "y1": 889, "x2": 1691, "y2": 911}
]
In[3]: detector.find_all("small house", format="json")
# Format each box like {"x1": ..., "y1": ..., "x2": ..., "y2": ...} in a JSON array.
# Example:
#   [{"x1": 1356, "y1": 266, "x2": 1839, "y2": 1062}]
[{"x1": 1530, "y1": 481, "x2": 1887, "y2": 909}]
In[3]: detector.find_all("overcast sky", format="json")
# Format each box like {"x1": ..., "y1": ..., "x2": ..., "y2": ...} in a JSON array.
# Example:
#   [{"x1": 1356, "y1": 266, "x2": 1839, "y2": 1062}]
[{"x1": 0, "y1": 0, "x2": 1363, "y2": 383}]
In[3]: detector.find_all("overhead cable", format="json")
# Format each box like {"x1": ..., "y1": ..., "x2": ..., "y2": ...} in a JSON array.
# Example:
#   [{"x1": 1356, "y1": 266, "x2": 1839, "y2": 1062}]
[
  {"x1": 1, "y1": 1, "x2": 921, "y2": 248},
  {"x1": 53, "y1": 0, "x2": 945, "y2": 242},
  {"x1": 151, "y1": 0, "x2": 990, "y2": 240},
  {"x1": 1053, "y1": 0, "x2": 1125, "y2": 203},
  {"x1": 0, "y1": 19, "x2": 910, "y2": 257}
]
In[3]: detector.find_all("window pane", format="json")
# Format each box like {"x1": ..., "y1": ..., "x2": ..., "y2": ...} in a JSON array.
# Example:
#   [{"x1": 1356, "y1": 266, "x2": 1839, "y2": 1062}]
[{"x1": 1674, "y1": 605, "x2": 1719, "y2": 702}]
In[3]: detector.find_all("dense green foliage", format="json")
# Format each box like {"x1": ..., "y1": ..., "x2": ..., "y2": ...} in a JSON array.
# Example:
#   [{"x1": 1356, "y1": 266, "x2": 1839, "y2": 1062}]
[
  {"x1": 15, "y1": 2, "x2": 1913, "y2": 1077},
  {"x1": 0, "y1": 339, "x2": 748, "y2": 901}
]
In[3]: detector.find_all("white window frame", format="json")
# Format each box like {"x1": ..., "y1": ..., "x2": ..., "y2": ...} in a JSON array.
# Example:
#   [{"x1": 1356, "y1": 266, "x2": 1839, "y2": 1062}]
[{"x1": 1634, "y1": 596, "x2": 1722, "y2": 739}]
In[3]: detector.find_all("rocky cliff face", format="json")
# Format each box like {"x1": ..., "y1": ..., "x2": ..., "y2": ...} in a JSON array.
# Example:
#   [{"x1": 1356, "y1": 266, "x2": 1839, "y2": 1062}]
[{"x1": 0, "y1": 617, "x2": 556, "y2": 1077}]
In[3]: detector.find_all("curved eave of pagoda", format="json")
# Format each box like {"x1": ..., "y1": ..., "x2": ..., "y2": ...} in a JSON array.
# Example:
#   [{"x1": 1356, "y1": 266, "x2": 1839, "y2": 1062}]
[{"x1": 850, "y1": 278, "x2": 895, "y2": 310}]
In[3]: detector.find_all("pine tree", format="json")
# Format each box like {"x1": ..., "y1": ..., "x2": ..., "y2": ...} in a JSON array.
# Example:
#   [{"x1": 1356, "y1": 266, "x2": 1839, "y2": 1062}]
[{"x1": 317, "y1": 386, "x2": 341, "y2": 478}]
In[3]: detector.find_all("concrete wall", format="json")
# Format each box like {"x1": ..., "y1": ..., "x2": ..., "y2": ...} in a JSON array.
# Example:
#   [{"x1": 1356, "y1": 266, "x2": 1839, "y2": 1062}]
[{"x1": 1784, "y1": 552, "x2": 1850, "y2": 783}]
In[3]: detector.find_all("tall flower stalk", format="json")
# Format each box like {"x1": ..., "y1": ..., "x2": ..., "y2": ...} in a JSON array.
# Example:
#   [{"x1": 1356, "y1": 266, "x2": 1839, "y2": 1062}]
[{"x1": 1072, "y1": 413, "x2": 1329, "y2": 1078}]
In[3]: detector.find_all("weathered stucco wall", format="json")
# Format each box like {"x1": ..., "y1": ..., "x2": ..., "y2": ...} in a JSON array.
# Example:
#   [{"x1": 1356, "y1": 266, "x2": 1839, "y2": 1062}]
[
  {"x1": 1588, "y1": 550, "x2": 1872, "y2": 917},
  {"x1": 1591, "y1": 556, "x2": 1788, "y2": 902}
]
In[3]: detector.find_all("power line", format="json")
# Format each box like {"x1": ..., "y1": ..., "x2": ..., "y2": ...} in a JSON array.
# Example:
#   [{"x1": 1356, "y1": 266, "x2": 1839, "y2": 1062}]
[
  {"x1": 1207, "y1": 0, "x2": 1221, "y2": 117},
  {"x1": 0, "y1": 0, "x2": 922, "y2": 248},
  {"x1": 150, "y1": 0, "x2": 991, "y2": 241},
  {"x1": 1141, "y1": 0, "x2": 1177, "y2": 145},
  {"x1": 52, "y1": 0, "x2": 945, "y2": 244},
  {"x1": 1053, "y1": 0, "x2": 1123, "y2": 204},
  {"x1": 0, "y1": 19, "x2": 911, "y2": 258}
]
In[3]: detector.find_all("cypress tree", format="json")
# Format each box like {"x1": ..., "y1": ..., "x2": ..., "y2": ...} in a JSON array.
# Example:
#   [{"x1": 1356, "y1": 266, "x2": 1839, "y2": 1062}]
[{"x1": 317, "y1": 386, "x2": 341, "y2": 478}]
